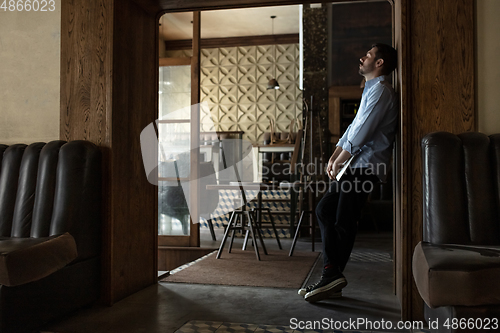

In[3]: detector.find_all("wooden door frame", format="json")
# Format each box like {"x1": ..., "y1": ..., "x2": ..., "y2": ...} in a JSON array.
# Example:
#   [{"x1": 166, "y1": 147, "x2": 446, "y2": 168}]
[
  {"x1": 60, "y1": 0, "x2": 405, "y2": 308},
  {"x1": 154, "y1": 0, "x2": 412, "y2": 317},
  {"x1": 157, "y1": 11, "x2": 202, "y2": 248}
]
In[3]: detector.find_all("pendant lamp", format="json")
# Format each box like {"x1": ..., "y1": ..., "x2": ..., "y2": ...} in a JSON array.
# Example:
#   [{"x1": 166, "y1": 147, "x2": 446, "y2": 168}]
[{"x1": 267, "y1": 16, "x2": 280, "y2": 90}]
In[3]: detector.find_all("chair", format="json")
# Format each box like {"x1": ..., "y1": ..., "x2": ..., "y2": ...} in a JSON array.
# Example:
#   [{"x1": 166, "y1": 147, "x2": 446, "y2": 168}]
[
  {"x1": 261, "y1": 131, "x2": 298, "y2": 182},
  {"x1": 251, "y1": 204, "x2": 282, "y2": 250},
  {"x1": 216, "y1": 131, "x2": 292, "y2": 259},
  {"x1": 216, "y1": 181, "x2": 267, "y2": 261},
  {"x1": 412, "y1": 132, "x2": 500, "y2": 330},
  {"x1": 158, "y1": 160, "x2": 190, "y2": 235},
  {"x1": 200, "y1": 132, "x2": 221, "y2": 180},
  {"x1": 159, "y1": 160, "x2": 219, "y2": 240},
  {"x1": 259, "y1": 129, "x2": 304, "y2": 237},
  {"x1": 199, "y1": 162, "x2": 219, "y2": 241}
]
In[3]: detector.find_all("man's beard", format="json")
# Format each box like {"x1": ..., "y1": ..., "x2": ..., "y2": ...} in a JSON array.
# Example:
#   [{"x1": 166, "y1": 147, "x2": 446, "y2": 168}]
[{"x1": 358, "y1": 63, "x2": 373, "y2": 76}]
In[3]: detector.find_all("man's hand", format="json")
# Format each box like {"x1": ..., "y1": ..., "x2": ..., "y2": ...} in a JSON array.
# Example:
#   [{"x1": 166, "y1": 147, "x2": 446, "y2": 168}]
[
  {"x1": 326, "y1": 147, "x2": 342, "y2": 179},
  {"x1": 326, "y1": 149, "x2": 352, "y2": 180},
  {"x1": 326, "y1": 157, "x2": 343, "y2": 180},
  {"x1": 326, "y1": 156, "x2": 334, "y2": 180}
]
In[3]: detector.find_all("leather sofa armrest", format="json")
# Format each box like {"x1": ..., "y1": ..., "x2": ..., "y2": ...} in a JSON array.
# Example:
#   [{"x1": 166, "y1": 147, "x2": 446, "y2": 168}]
[{"x1": 0, "y1": 233, "x2": 77, "y2": 287}]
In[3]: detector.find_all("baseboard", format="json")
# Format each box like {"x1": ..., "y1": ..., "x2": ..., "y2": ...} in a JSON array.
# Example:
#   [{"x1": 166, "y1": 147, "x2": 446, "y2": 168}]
[{"x1": 158, "y1": 246, "x2": 218, "y2": 271}]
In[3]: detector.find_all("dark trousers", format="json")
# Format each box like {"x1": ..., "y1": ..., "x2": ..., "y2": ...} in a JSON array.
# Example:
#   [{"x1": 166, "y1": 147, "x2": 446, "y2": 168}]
[{"x1": 315, "y1": 168, "x2": 378, "y2": 272}]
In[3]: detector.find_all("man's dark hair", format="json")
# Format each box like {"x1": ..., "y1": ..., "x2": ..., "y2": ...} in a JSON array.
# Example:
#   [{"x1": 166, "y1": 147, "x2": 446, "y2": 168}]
[{"x1": 372, "y1": 43, "x2": 397, "y2": 75}]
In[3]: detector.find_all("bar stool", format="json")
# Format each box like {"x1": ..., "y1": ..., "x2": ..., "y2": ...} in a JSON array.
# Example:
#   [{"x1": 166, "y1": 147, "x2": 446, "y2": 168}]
[{"x1": 286, "y1": 181, "x2": 321, "y2": 256}]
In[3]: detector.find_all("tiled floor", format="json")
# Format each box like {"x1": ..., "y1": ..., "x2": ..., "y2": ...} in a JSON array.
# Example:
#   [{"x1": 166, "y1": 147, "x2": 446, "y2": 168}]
[
  {"x1": 43, "y1": 230, "x2": 419, "y2": 333},
  {"x1": 174, "y1": 320, "x2": 432, "y2": 333}
]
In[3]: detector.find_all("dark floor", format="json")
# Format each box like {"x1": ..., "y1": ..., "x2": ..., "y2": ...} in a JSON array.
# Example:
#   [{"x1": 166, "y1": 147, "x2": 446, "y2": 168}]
[{"x1": 43, "y1": 229, "x2": 424, "y2": 333}]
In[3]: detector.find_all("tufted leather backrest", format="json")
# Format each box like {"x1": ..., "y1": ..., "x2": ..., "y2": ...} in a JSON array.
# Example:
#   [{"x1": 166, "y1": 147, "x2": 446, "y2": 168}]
[
  {"x1": 0, "y1": 141, "x2": 102, "y2": 260},
  {"x1": 422, "y1": 132, "x2": 500, "y2": 245}
]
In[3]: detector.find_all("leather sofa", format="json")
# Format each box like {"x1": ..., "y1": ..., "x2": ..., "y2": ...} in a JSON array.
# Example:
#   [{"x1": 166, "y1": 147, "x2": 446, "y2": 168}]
[
  {"x1": 413, "y1": 132, "x2": 500, "y2": 332},
  {"x1": 0, "y1": 141, "x2": 102, "y2": 332}
]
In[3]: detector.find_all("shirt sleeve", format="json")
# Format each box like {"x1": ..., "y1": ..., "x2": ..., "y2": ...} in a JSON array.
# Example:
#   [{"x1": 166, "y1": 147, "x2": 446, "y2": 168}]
[
  {"x1": 336, "y1": 124, "x2": 352, "y2": 148},
  {"x1": 341, "y1": 84, "x2": 393, "y2": 155}
]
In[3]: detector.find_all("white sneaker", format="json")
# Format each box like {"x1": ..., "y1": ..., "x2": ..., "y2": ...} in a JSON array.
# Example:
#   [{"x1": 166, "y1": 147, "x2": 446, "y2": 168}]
[
  {"x1": 304, "y1": 274, "x2": 347, "y2": 303},
  {"x1": 298, "y1": 285, "x2": 342, "y2": 298}
]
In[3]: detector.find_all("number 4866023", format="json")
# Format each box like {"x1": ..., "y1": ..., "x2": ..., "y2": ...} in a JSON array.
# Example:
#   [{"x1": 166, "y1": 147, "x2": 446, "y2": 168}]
[{"x1": 1, "y1": 0, "x2": 56, "y2": 12}]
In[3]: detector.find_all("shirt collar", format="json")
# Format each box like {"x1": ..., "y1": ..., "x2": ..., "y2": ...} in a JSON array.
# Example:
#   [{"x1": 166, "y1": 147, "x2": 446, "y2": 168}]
[{"x1": 364, "y1": 75, "x2": 385, "y2": 90}]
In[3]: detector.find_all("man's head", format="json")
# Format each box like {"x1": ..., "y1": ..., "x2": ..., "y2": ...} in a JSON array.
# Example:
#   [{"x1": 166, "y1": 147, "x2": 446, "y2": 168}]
[{"x1": 359, "y1": 44, "x2": 397, "y2": 79}]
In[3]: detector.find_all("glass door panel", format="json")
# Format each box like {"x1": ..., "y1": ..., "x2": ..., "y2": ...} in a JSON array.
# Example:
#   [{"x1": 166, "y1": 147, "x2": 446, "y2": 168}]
[
  {"x1": 157, "y1": 11, "x2": 201, "y2": 249},
  {"x1": 158, "y1": 65, "x2": 192, "y2": 237}
]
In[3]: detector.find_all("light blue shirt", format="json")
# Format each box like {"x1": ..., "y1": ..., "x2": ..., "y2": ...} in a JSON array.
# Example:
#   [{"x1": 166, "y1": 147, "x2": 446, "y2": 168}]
[{"x1": 337, "y1": 75, "x2": 398, "y2": 181}]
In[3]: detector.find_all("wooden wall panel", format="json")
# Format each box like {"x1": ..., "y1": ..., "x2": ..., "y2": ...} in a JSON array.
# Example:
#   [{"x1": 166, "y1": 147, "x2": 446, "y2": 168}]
[
  {"x1": 409, "y1": 0, "x2": 475, "y2": 320},
  {"x1": 156, "y1": 0, "x2": 367, "y2": 13},
  {"x1": 61, "y1": 0, "x2": 158, "y2": 305},
  {"x1": 393, "y1": 3, "x2": 400, "y2": 301},
  {"x1": 190, "y1": 11, "x2": 201, "y2": 247},
  {"x1": 164, "y1": 34, "x2": 299, "y2": 50},
  {"x1": 60, "y1": 0, "x2": 113, "y2": 303},
  {"x1": 60, "y1": 0, "x2": 111, "y2": 145},
  {"x1": 158, "y1": 247, "x2": 216, "y2": 271},
  {"x1": 394, "y1": 0, "x2": 408, "y2": 319},
  {"x1": 110, "y1": 0, "x2": 158, "y2": 303},
  {"x1": 396, "y1": 0, "x2": 475, "y2": 321}
]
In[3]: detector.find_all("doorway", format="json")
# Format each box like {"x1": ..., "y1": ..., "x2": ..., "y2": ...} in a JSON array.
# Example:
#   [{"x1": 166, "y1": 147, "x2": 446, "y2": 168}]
[
  {"x1": 156, "y1": 0, "x2": 397, "y2": 310},
  {"x1": 157, "y1": 6, "x2": 303, "y2": 257}
]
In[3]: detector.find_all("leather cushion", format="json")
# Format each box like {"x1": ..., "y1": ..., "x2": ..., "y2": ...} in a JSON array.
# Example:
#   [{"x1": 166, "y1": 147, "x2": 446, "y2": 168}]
[
  {"x1": 0, "y1": 233, "x2": 77, "y2": 286},
  {"x1": 413, "y1": 241, "x2": 500, "y2": 308}
]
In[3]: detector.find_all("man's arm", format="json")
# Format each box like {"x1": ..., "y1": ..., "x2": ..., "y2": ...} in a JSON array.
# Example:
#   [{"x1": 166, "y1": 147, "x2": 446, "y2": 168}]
[
  {"x1": 341, "y1": 85, "x2": 393, "y2": 156},
  {"x1": 326, "y1": 147, "x2": 351, "y2": 180},
  {"x1": 330, "y1": 146, "x2": 342, "y2": 163}
]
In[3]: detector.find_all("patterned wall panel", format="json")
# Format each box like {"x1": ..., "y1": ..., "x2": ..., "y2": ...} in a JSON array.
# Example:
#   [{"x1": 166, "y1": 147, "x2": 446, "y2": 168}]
[
  {"x1": 164, "y1": 45, "x2": 302, "y2": 236},
  {"x1": 166, "y1": 44, "x2": 302, "y2": 145}
]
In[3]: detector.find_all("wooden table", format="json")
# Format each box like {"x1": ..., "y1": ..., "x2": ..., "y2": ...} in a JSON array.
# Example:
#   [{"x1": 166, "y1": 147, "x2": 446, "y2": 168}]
[{"x1": 256, "y1": 143, "x2": 295, "y2": 153}]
